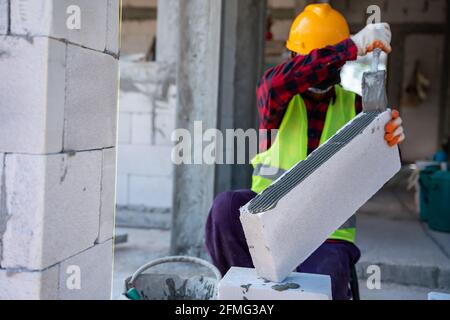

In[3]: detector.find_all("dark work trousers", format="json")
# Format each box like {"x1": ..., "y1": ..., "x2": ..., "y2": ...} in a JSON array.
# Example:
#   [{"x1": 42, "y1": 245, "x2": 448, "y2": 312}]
[{"x1": 205, "y1": 189, "x2": 361, "y2": 300}]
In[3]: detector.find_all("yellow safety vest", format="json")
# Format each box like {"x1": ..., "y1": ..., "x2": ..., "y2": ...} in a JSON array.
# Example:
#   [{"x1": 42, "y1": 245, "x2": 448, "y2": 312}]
[{"x1": 251, "y1": 85, "x2": 357, "y2": 242}]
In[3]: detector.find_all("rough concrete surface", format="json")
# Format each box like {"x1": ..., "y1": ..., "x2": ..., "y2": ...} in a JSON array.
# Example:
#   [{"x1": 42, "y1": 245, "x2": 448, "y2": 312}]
[
  {"x1": 113, "y1": 187, "x2": 450, "y2": 299},
  {"x1": 356, "y1": 188, "x2": 450, "y2": 289}
]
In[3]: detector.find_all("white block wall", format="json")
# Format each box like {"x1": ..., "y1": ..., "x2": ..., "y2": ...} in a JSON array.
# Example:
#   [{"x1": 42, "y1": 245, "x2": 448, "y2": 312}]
[
  {"x1": 2, "y1": 152, "x2": 102, "y2": 270},
  {"x1": 117, "y1": 57, "x2": 176, "y2": 210},
  {"x1": 0, "y1": 0, "x2": 119, "y2": 299}
]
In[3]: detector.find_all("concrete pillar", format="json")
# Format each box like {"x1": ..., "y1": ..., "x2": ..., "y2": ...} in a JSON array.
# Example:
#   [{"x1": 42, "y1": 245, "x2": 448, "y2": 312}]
[
  {"x1": 171, "y1": 0, "x2": 266, "y2": 257},
  {"x1": 156, "y1": 0, "x2": 179, "y2": 65},
  {"x1": 215, "y1": 0, "x2": 266, "y2": 194},
  {"x1": 0, "y1": 0, "x2": 120, "y2": 299},
  {"x1": 171, "y1": 0, "x2": 223, "y2": 257}
]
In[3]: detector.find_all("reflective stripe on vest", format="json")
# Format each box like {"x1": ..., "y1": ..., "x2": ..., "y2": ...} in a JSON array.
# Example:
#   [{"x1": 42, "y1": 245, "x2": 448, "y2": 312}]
[{"x1": 251, "y1": 85, "x2": 357, "y2": 242}]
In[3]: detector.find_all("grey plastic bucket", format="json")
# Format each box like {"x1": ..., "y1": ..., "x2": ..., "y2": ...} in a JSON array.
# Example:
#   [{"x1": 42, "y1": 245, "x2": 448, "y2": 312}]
[{"x1": 123, "y1": 256, "x2": 221, "y2": 300}]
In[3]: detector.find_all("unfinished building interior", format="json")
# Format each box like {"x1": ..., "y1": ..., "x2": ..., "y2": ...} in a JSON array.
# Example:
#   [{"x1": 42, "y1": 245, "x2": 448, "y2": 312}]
[{"x1": 0, "y1": 0, "x2": 449, "y2": 299}]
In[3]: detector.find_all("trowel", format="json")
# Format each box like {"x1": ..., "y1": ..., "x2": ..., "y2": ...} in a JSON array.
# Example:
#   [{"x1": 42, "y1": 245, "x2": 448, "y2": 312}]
[{"x1": 362, "y1": 48, "x2": 388, "y2": 111}]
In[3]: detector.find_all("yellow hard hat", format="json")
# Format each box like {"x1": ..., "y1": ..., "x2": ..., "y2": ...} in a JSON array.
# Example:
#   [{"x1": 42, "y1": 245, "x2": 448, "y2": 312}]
[{"x1": 286, "y1": 3, "x2": 350, "y2": 55}]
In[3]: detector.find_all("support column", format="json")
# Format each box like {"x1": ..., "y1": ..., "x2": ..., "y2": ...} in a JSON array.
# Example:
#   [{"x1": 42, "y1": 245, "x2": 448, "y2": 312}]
[
  {"x1": 156, "y1": 0, "x2": 179, "y2": 65},
  {"x1": 171, "y1": 0, "x2": 223, "y2": 257},
  {"x1": 0, "y1": 0, "x2": 120, "y2": 299},
  {"x1": 215, "y1": 0, "x2": 266, "y2": 194},
  {"x1": 171, "y1": 0, "x2": 266, "y2": 257}
]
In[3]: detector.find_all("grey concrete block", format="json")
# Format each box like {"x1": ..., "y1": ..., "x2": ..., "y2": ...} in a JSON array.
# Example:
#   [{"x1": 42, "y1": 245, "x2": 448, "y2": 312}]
[
  {"x1": 1, "y1": 151, "x2": 102, "y2": 270},
  {"x1": 58, "y1": 240, "x2": 113, "y2": 300},
  {"x1": 64, "y1": 44, "x2": 118, "y2": 151},
  {"x1": 0, "y1": 36, "x2": 65, "y2": 154}
]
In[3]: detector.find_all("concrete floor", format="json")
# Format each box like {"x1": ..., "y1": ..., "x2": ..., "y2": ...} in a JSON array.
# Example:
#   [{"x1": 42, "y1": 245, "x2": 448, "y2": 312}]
[{"x1": 112, "y1": 188, "x2": 450, "y2": 300}]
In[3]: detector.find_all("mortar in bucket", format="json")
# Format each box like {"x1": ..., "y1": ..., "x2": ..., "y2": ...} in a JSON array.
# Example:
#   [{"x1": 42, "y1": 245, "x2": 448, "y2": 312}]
[{"x1": 123, "y1": 256, "x2": 221, "y2": 300}]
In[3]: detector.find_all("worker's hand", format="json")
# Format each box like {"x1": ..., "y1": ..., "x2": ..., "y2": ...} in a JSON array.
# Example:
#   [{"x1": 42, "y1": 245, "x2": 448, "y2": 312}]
[
  {"x1": 350, "y1": 23, "x2": 392, "y2": 56},
  {"x1": 385, "y1": 109, "x2": 405, "y2": 147}
]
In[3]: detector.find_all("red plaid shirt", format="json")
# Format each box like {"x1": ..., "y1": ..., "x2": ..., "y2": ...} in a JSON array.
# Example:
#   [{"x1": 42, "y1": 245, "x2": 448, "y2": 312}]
[{"x1": 257, "y1": 38, "x2": 361, "y2": 153}]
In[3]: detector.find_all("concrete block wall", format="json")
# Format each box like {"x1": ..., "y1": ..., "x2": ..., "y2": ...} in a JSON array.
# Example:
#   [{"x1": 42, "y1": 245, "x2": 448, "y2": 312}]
[
  {"x1": 0, "y1": 0, "x2": 119, "y2": 299},
  {"x1": 117, "y1": 57, "x2": 176, "y2": 211}
]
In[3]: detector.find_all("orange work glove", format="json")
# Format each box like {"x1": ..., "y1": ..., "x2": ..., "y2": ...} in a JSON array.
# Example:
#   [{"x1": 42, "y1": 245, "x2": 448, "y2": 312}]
[{"x1": 385, "y1": 109, "x2": 405, "y2": 147}]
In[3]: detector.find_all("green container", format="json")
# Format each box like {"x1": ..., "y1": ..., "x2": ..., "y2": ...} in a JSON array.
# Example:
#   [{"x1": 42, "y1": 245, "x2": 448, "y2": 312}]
[
  {"x1": 428, "y1": 170, "x2": 450, "y2": 233},
  {"x1": 419, "y1": 167, "x2": 440, "y2": 221}
]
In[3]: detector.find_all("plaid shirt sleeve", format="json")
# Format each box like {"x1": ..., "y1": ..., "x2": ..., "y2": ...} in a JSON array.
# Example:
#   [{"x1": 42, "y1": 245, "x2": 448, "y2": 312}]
[{"x1": 257, "y1": 38, "x2": 358, "y2": 150}]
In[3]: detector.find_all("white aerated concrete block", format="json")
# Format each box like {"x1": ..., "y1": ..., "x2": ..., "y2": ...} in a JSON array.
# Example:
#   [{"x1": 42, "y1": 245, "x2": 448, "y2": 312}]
[
  {"x1": 428, "y1": 292, "x2": 450, "y2": 300},
  {"x1": 218, "y1": 267, "x2": 331, "y2": 300},
  {"x1": 0, "y1": 36, "x2": 65, "y2": 154},
  {"x1": 98, "y1": 148, "x2": 116, "y2": 243},
  {"x1": 64, "y1": 44, "x2": 118, "y2": 150},
  {"x1": 59, "y1": 240, "x2": 113, "y2": 300},
  {"x1": 128, "y1": 175, "x2": 172, "y2": 208},
  {"x1": 131, "y1": 113, "x2": 152, "y2": 144},
  {"x1": 1, "y1": 151, "x2": 102, "y2": 270},
  {"x1": 0, "y1": 266, "x2": 59, "y2": 300},
  {"x1": 10, "y1": 0, "x2": 108, "y2": 52},
  {"x1": 154, "y1": 110, "x2": 176, "y2": 146},
  {"x1": 116, "y1": 173, "x2": 128, "y2": 205},
  {"x1": 117, "y1": 145, "x2": 173, "y2": 176},
  {"x1": 118, "y1": 112, "x2": 131, "y2": 143},
  {"x1": 0, "y1": 0, "x2": 8, "y2": 34},
  {"x1": 106, "y1": 0, "x2": 120, "y2": 55},
  {"x1": 240, "y1": 111, "x2": 401, "y2": 282},
  {"x1": 119, "y1": 90, "x2": 154, "y2": 113}
]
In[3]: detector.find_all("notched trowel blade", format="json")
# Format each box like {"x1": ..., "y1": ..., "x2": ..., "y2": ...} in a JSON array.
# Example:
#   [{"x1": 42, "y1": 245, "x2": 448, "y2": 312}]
[
  {"x1": 362, "y1": 70, "x2": 387, "y2": 111},
  {"x1": 362, "y1": 48, "x2": 388, "y2": 112}
]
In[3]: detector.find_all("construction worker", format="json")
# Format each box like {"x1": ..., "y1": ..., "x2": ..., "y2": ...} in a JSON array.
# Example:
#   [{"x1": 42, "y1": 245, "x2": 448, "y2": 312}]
[{"x1": 205, "y1": 3, "x2": 405, "y2": 299}]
